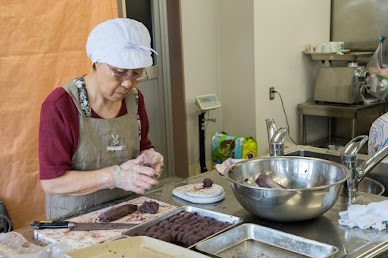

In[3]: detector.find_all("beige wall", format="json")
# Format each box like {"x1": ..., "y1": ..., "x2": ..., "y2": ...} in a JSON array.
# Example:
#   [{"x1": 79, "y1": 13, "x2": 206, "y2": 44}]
[
  {"x1": 253, "y1": 1, "x2": 331, "y2": 154},
  {"x1": 181, "y1": 0, "x2": 222, "y2": 175},
  {"x1": 181, "y1": 0, "x2": 331, "y2": 173},
  {"x1": 218, "y1": 0, "x2": 256, "y2": 139}
]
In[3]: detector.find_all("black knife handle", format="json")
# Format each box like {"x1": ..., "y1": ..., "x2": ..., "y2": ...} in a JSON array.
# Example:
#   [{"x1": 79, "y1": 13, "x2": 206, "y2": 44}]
[{"x1": 31, "y1": 221, "x2": 71, "y2": 229}]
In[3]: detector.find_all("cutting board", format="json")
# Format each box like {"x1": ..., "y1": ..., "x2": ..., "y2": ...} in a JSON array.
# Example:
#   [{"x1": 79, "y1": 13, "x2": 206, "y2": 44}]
[{"x1": 34, "y1": 196, "x2": 177, "y2": 250}]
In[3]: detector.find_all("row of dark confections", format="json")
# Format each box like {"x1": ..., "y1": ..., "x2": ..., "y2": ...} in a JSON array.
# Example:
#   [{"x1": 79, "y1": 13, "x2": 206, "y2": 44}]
[{"x1": 135, "y1": 211, "x2": 231, "y2": 247}]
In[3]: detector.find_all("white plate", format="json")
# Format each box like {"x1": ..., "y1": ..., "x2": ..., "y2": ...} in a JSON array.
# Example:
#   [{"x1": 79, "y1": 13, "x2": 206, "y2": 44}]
[
  {"x1": 184, "y1": 183, "x2": 224, "y2": 198},
  {"x1": 173, "y1": 184, "x2": 225, "y2": 204}
]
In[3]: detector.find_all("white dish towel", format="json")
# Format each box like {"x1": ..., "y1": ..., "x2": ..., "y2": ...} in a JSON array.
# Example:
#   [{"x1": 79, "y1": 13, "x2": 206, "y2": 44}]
[{"x1": 338, "y1": 200, "x2": 388, "y2": 231}]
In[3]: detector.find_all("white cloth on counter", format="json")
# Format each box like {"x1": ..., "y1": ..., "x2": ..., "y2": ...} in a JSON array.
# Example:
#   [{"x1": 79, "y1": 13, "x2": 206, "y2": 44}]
[
  {"x1": 215, "y1": 158, "x2": 244, "y2": 175},
  {"x1": 338, "y1": 200, "x2": 388, "y2": 231}
]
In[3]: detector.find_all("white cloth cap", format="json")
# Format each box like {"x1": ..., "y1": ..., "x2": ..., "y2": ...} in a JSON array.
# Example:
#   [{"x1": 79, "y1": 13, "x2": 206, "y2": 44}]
[{"x1": 86, "y1": 18, "x2": 157, "y2": 69}]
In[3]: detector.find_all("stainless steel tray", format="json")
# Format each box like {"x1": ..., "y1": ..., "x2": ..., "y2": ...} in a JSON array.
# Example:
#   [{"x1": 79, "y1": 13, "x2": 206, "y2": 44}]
[
  {"x1": 65, "y1": 236, "x2": 208, "y2": 258},
  {"x1": 121, "y1": 206, "x2": 243, "y2": 248},
  {"x1": 195, "y1": 223, "x2": 339, "y2": 258}
]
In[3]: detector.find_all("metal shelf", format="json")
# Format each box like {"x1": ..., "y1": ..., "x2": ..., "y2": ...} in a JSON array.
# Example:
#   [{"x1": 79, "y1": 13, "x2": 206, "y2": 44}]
[
  {"x1": 304, "y1": 51, "x2": 373, "y2": 62},
  {"x1": 298, "y1": 101, "x2": 386, "y2": 148}
]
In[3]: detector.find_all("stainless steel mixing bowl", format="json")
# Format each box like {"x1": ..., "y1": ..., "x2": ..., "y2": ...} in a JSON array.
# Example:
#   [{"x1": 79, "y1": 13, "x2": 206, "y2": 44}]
[{"x1": 224, "y1": 156, "x2": 350, "y2": 222}]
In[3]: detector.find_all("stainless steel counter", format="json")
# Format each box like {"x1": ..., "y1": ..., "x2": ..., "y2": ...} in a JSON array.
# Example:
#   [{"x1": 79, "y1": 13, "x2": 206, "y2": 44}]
[
  {"x1": 145, "y1": 170, "x2": 388, "y2": 258},
  {"x1": 16, "y1": 169, "x2": 388, "y2": 257}
]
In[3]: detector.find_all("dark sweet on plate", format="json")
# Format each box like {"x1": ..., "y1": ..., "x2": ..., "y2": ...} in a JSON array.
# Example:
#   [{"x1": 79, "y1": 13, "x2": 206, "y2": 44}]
[
  {"x1": 203, "y1": 178, "x2": 213, "y2": 188},
  {"x1": 135, "y1": 211, "x2": 231, "y2": 247}
]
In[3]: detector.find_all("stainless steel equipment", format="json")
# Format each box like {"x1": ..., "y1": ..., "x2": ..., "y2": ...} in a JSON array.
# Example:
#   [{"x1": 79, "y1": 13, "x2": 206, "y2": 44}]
[
  {"x1": 310, "y1": 0, "x2": 386, "y2": 104},
  {"x1": 297, "y1": 101, "x2": 385, "y2": 146},
  {"x1": 313, "y1": 67, "x2": 369, "y2": 104},
  {"x1": 265, "y1": 118, "x2": 287, "y2": 156},
  {"x1": 283, "y1": 145, "x2": 388, "y2": 195},
  {"x1": 358, "y1": 177, "x2": 385, "y2": 196},
  {"x1": 224, "y1": 157, "x2": 350, "y2": 222},
  {"x1": 195, "y1": 223, "x2": 339, "y2": 258},
  {"x1": 143, "y1": 171, "x2": 388, "y2": 257},
  {"x1": 341, "y1": 135, "x2": 388, "y2": 203},
  {"x1": 331, "y1": 0, "x2": 388, "y2": 51},
  {"x1": 121, "y1": 206, "x2": 243, "y2": 248}
]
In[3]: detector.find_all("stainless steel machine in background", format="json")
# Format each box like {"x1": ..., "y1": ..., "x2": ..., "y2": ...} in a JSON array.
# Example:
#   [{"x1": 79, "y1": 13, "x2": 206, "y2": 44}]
[
  {"x1": 312, "y1": 0, "x2": 387, "y2": 104},
  {"x1": 314, "y1": 66, "x2": 369, "y2": 104},
  {"x1": 302, "y1": 0, "x2": 387, "y2": 149},
  {"x1": 311, "y1": 52, "x2": 373, "y2": 104}
]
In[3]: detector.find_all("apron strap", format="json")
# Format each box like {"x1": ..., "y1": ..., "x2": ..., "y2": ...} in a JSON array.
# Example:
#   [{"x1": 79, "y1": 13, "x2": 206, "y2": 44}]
[
  {"x1": 73, "y1": 76, "x2": 92, "y2": 118},
  {"x1": 133, "y1": 88, "x2": 141, "y2": 140}
]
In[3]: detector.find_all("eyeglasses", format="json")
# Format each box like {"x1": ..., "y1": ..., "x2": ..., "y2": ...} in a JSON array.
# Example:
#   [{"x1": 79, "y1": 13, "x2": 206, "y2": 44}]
[{"x1": 106, "y1": 64, "x2": 146, "y2": 82}]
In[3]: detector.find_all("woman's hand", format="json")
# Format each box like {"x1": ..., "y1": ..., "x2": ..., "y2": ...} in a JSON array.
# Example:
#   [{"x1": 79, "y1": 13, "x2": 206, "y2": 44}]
[
  {"x1": 98, "y1": 161, "x2": 158, "y2": 194},
  {"x1": 133, "y1": 148, "x2": 164, "y2": 178},
  {"x1": 115, "y1": 162, "x2": 158, "y2": 194}
]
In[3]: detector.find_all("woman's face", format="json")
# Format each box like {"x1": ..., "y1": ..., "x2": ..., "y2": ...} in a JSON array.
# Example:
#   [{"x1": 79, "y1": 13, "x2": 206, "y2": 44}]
[{"x1": 94, "y1": 63, "x2": 145, "y2": 102}]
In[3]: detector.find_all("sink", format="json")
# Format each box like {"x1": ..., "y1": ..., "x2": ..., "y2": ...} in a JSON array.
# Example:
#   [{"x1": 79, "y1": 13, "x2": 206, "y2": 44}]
[
  {"x1": 358, "y1": 177, "x2": 385, "y2": 195},
  {"x1": 283, "y1": 147, "x2": 386, "y2": 196},
  {"x1": 285, "y1": 150, "x2": 342, "y2": 164}
]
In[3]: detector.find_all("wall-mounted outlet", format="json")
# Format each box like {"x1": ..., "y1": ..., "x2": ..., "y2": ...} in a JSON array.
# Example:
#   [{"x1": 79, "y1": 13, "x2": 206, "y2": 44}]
[{"x1": 269, "y1": 87, "x2": 275, "y2": 100}]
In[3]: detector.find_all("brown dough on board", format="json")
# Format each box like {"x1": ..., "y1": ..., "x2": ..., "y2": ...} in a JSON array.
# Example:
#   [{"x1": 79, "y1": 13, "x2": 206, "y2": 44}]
[
  {"x1": 139, "y1": 201, "x2": 159, "y2": 214},
  {"x1": 98, "y1": 204, "x2": 138, "y2": 222}
]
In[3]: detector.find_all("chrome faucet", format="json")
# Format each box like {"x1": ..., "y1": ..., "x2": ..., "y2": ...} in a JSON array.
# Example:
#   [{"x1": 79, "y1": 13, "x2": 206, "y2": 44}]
[
  {"x1": 266, "y1": 119, "x2": 288, "y2": 156},
  {"x1": 266, "y1": 118, "x2": 277, "y2": 144},
  {"x1": 341, "y1": 135, "x2": 388, "y2": 203}
]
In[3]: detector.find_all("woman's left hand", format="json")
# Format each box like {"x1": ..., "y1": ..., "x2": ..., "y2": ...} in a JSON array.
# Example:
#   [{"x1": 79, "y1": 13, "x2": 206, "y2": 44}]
[{"x1": 134, "y1": 148, "x2": 164, "y2": 178}]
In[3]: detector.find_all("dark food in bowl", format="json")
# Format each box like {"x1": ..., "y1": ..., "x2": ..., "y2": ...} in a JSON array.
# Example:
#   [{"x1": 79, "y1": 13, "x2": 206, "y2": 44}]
[
  {"x1": 98, "y1": 204, "x2": 137, "y2": 222},
  {"x1": 135, "y1": 211, "x2": 231, "y2": 247},
  {"x1": 255, "y1": 174, "x2": 285, "y2": 189},
  {"x1": 203, "y1": 178, "x2": 213, "y2": 188},
  {"x1": 140, "y1": 201, "x2": 160, "y2": 214}
]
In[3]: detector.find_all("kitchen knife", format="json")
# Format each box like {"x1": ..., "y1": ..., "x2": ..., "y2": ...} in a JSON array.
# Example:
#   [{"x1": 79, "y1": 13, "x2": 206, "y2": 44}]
[{"x1": 31, "y1": 221, "x2": 138, "y2": 231}]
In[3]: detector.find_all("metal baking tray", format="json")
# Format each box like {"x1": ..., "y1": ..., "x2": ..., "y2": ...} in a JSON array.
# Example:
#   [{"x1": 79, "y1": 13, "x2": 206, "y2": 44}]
[
  {"x1": 65, "y1": 236, "x2": 208, "y2": 258},
  {"x1": 195, "y1": 223, "x2": 339, "y2": 258},
  {"x1": 121, "y1": 206, "x2": 243, "y2": 248}
]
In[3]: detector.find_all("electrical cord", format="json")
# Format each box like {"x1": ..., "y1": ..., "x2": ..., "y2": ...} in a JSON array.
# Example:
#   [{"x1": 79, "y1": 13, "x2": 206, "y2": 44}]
[{"x1": 273, "y1": 90, "x2": 297, "y2": 145}]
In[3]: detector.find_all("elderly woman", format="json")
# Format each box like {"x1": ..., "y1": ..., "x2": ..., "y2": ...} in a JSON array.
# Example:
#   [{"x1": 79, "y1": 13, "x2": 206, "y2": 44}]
[{"x1": 39, "y1": 18, "x2": 163, "y2": 220}]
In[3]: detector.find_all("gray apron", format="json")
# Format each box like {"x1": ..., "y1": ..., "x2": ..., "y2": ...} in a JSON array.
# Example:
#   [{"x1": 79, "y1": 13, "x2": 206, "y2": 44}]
[{"x1": 45, "y1": 80, "x2": 140, "y2": 220}]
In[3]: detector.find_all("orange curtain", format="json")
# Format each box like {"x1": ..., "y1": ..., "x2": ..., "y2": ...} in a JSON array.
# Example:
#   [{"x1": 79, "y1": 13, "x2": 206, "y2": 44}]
[{"x1": 0, "y1": 0, "x2": 118, "y2": 229}]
